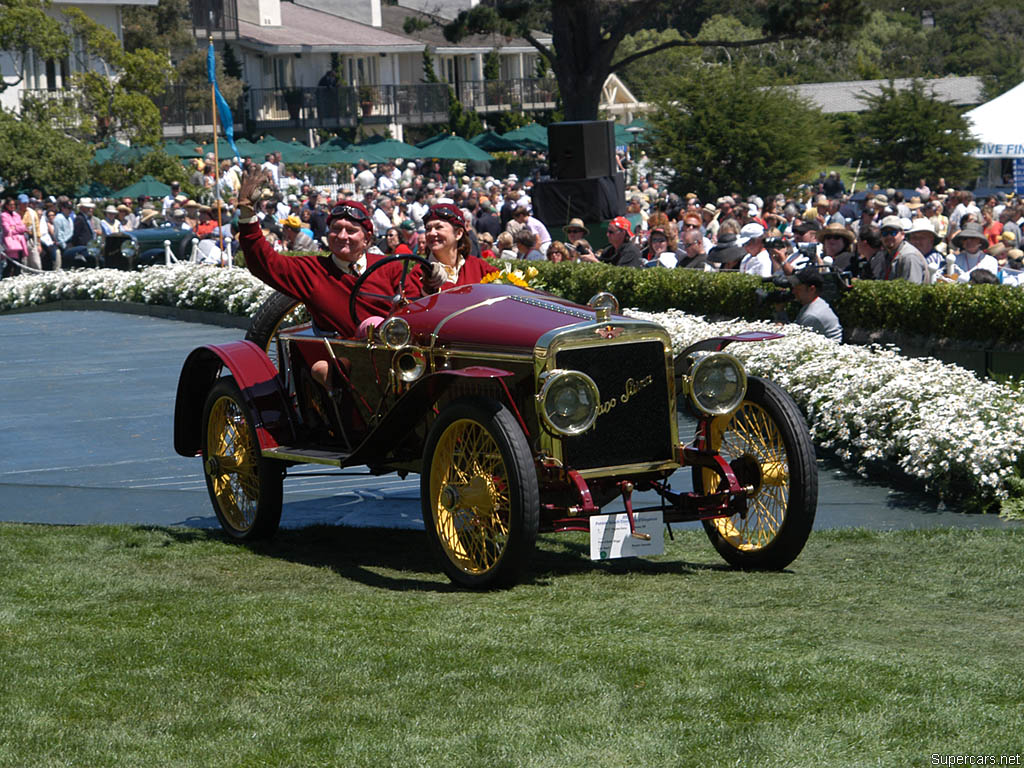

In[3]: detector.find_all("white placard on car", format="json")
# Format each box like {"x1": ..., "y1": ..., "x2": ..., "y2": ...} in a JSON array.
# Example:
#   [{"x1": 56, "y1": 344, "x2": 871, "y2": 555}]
[{"x1": 589, "y1": 511, "x2": 665, "y2": 560}]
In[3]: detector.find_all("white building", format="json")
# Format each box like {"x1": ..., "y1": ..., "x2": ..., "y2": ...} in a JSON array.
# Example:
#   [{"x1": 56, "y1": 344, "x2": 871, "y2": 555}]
[{"x1": 0, "y1": 0, "x2": 158, "y2": 116}]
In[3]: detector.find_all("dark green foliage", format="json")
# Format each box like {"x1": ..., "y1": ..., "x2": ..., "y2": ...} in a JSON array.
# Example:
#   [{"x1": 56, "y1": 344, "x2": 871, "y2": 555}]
[
  {"x1": 646, "y1": 63, "x2": 824, "y2": 199},
  {"x1": 524, "y1": 262, "x2": 1024, "y2": 346},
  {"x1": 853, "y1": 80, "x2": 981, "y2": 188},
  {"x1": 484, "y1": 49, "x2": 501, "y2": 80},
  {"x1": 837, "y1": 280, "x2": 1024, "y2": 345},
  {"x1": 0, "y1": 109, "x2": 91, "y2": 194},
  {"x1": 524, "y1": 261, "x2": 767, "y2": 317},
  {"x1": 90, "y1": 149, "x2": 192, "y2": 198},
  {"x1": 421, "y1": 47, "x2": 440, "y2": 84},
  {"x1": 447, "y1": 88, "x2": 484, "y2": 138}
]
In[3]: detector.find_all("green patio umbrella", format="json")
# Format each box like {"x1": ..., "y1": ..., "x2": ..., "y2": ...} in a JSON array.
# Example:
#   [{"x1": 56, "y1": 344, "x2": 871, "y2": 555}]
[
  {"x1": 416, "y1": 134, "x2": 493, "y2": 163},
  {"x1": 113, "y1": 175, "x2": 172, "y2": 199},
  {"x1": 92, "y1": 141, "x2": 151, "y2": 165},
  {"x1": 416, "y1": 132, "x2": 449, "y2": 148},
  {"x1": 308, "y1": 147, "x2": 378, "y2": 166},
  {"x1": 162, "y1": 140, "x2": 204, "y2": 158},
  {"x1": 75, "y1": 181, "x2": 113, "y2": 199},
  {"x1": 470, "y1": 131, "x2": 520, "y2": 152},
  {"x1": 279, "y1": 140, "x2": 316, "y2": 165},
  {"x1": 501, "y1": 123, "x2": 548, "y2": 151},
  {"x1": 351, "y1": 137, "x2": 426, "y2": 160}
]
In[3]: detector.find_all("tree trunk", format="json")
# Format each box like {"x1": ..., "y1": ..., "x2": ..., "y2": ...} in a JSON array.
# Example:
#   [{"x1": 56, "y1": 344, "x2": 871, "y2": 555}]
[{"x1": 549, "y1": 0, "x2": 617, "y2": 121}]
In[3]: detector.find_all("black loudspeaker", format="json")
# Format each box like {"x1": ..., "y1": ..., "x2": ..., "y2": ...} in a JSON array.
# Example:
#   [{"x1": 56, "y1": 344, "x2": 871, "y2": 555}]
[
  {"x1": 547, "y1": 121, "x2": 617, "y2": 180},
  {"x1": 532, "y1": 175, "x2": 626, "y2": 228}
]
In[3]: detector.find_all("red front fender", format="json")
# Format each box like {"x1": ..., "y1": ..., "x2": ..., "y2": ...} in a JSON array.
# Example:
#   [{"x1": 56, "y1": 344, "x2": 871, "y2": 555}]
[{"x1": 173, "y1": 340, "x2": 296, "y2": 457}]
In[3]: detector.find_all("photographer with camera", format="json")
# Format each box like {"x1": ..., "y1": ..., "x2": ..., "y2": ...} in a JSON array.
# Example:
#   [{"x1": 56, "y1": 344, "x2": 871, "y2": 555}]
[{"x1": 790, "y1": 266, "x2": 843, "y2": 341}]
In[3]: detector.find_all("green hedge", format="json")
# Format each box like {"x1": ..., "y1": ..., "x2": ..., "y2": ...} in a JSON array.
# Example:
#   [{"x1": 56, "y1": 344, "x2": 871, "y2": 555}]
[
  {"x1": 523, "y1": 261, "x2": 1024, "y2": 345},
  {"x1": 526, "y1": 261, "x2": 767, "y2": 318}
]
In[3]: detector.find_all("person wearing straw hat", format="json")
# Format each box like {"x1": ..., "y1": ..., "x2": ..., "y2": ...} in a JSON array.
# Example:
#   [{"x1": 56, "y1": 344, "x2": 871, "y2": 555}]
[
  {"x1": 815, "y1": 221, "x2": 856, "y2": 273},
  {"x1": 948, "y1": 222, "x2": 998, "y2": 283}
]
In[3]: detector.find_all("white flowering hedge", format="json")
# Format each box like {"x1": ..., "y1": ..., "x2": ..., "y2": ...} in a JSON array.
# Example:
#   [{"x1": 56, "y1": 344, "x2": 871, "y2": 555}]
[
  {"x1": 0, "y1": 265, "x2": 275, "y2": 317},
  {"x1": 632, "y1": 309, "x2": 1024, "y2": 518},
  {"x1": 2, "y1": 268, "x2": 1022, "y2": 517}
]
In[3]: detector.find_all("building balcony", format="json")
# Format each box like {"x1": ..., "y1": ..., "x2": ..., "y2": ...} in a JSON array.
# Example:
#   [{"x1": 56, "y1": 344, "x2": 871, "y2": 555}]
[
  {"x1": 455, "y1": 77, "x2": 558, "y2": 113},
  {"x1": 245, "y1": 83, "x2": 450, "y2": 131}
]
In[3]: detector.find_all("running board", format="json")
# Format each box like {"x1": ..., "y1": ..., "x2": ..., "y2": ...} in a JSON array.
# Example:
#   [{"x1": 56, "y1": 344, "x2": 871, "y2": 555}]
[{"x1": 262, "y1": 446, "x2": 349, "y2": 466}]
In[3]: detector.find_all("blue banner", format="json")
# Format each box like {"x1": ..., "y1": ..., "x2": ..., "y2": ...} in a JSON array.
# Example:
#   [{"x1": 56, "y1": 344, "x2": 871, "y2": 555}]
[
  {"x1": 207, "y1": 42, "x2": 240, "y2": 162},
  {"x1": 1014, "y1": 159, "x2": 1024, "y2": 196}
]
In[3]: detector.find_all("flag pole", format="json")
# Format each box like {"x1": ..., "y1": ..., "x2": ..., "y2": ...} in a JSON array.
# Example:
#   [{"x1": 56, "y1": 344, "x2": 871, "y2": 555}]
[{"x1": 209, "y1": 36, "x2": 225, "y2": 260}]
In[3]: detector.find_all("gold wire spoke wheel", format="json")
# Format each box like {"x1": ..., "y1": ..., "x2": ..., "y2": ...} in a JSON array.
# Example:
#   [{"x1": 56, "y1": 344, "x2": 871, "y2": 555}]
[
  {"x1": 704, "y1": 400, "x2": 789, "y2": 552},
  {"x1": 429, "y1": 419, "x2": 512, "y2": 574},
  {"x1": 201, "y1": 378, "x2": 283, "y2": 540},
  {"x1": 695, "y1": 377, "x2": 817, "y2": 571},
  {"x1": 206, "y1": 395, "x2": 262, "y2": 531},
  {"x1": 421, "y1": 398, "x2": 539, "y2": 589}
]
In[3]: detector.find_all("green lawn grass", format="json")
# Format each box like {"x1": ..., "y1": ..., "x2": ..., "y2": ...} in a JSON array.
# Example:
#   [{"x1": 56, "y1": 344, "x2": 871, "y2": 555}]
[{"x1": 1, "y1": 524, "x2": 1021, "y2": 767}]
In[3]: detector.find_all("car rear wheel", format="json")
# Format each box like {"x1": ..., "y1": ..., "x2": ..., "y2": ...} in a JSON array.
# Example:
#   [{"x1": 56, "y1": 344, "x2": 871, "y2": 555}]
[
  {"x1": 202, "y1": 377, "x2": 283, "y2": 539},
  {"x1": 245, "y1": 290, "x2": 308, "y2": 369},
  {"x1": 421, "y1": 397, "x2": 539, "y2": 589},
  {"x1": 694, "y1": 376, "x2": 816, "y2": 570}
]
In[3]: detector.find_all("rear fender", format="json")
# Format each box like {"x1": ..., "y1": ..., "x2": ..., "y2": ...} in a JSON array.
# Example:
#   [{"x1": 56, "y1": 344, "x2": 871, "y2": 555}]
[
  {"x1": 345, "y1": 366, "x2": 514, "y2": 466},
  {"x1": 173, "y1": 340, "x2": 295, "y2": 457},
  {"x1": 674, "y1": 331, "x2": 783, "y2": 377}
]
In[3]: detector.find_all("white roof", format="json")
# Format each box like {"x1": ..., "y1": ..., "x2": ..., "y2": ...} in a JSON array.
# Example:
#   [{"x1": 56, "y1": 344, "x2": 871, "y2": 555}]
[
  {"x1": 963, "y1": 79, "x2": 1024, "y2": 158},
  {"x1": 782, "y1": 75, "x2": 982, "y2": 114}
]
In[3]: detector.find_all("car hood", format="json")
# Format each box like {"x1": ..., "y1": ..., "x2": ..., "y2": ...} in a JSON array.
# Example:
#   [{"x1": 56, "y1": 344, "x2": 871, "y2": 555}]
[{"x1": 398, "y1": 283, "x2": 612, "y2": 351}]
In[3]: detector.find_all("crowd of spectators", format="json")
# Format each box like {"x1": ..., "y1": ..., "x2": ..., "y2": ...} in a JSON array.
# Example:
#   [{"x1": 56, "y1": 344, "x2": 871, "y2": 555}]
[{"x1": 3, "y1": 152, "x2": 1022, "y2": 339}]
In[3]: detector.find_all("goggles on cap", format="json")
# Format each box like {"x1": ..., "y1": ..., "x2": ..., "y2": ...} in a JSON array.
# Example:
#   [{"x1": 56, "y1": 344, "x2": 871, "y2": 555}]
[
  {"x1": 328, "y1": 201, "x2": 373, "y2": 234},
  {"x1": 424, "y1": 203, "x2": 465, "y2": 229}
]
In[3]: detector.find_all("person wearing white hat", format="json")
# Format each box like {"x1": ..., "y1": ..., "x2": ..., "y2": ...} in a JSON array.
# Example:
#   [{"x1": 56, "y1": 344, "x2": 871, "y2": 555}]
[
  {"x1": 100, "y1": 205, "x2": 122, "y2": 235},
  {"x1": 948, "y1": 223, "x2": 998, "y2": 283},
  {"x1": 869, "y1": 214, "x2": 928, "y2": 283},
  {"x1": 905, "y1": 218, "x2": 943, "y2": 275},
  {"x1": 737, "y1": 222, "x2": 772, "y2": 277}
]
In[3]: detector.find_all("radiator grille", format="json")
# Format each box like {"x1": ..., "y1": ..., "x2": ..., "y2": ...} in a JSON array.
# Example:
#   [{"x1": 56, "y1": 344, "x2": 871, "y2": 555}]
[{"x1": 555, "y1": 341, "x2": 672, "y2": 469}]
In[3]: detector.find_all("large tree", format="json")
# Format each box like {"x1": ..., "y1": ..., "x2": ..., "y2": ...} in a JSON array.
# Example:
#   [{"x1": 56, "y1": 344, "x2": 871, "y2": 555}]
[
  {"x1": 442, "y1": 0, "x2": 866, "y2": 120},
  {"x1": 0, "y1": 110, "x2": 90, "y2": 194},
  {"x1": 0, "y1": 0, "x2": 69, "y2": 93},
  {"x1": 645, "y1": 63, "x2": 824, "y2": 199},
  {"x1": 853, "y1": 79, "x2": 980, "y2": 188}
]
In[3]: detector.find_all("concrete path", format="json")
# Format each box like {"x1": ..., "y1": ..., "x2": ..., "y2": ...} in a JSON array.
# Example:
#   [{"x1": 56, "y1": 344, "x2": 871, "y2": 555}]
[{"x1": 0, "y1": 310, "x2": 1017, "y2": 532}]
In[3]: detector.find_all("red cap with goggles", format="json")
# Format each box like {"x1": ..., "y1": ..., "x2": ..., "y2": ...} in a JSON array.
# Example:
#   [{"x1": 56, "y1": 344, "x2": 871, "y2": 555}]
[
  {"x1": 327, "y1": 200, "x2": 374, "y2": 235},
  {"x1": 424, "y1": 203, "x2": 466, "y2": 230}
]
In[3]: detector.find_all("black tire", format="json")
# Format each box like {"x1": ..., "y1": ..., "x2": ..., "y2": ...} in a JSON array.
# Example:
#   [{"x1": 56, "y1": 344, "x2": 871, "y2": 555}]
[
  {"x1": 245, "y1": 289, "x2": 304, "y2": 354},
  {"x1": 420, "y1": 397, "x2": 539, "y2": 589},
  {"x1": 694, "y1": 376, "x2": 816, "y2": 570},
  {"x1": 201, "y1": 377, "x2": 283, "y2": 540}
]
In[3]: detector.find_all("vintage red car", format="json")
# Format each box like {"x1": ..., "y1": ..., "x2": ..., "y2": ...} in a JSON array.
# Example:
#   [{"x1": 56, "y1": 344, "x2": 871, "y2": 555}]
[{"x1": 174, "y1": 258, "x2": 816, "y2": 588}]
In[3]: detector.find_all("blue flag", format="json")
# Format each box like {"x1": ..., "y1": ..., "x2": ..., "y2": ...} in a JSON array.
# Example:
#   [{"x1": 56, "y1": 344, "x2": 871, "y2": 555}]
[{"x1": 207, "y1": 42, "x2": 240, "y2": 162}]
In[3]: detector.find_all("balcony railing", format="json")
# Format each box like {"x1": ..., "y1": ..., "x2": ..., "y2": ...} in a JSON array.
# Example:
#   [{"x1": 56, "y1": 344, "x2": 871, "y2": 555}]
[
  {"x1": 246, "y1": 83, "x2": 450, "y2": 130},
  {"x1": 154, "y1": 84, "x2": 241, "y2": 137},
  {"x1": 455, "y1": 78, "x2": 558, "y2": 112},
  {"x1": 20, "y1": 78, "x2": 558, "y2": 137},
  {"x1": 191, "y1": 0, "x2": 238, "y2": 39}
]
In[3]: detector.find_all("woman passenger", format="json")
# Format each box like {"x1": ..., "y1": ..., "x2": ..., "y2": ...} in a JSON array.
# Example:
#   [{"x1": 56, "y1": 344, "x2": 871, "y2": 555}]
[{"x1": 419, "y1": 203, "x2": 498, "y2": 292}]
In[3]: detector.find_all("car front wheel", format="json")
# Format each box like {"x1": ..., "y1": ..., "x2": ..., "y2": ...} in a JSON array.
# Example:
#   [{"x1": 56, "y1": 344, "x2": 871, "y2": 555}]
[
  {"x1": 694, "y1": 376, "x2": 817, "y2": 570},
  {"x1": 421, "y1": 397, "x2": 539, "y2": 589},
  {"x1": 202, "y1": 377, "x2": 283, "y2": 539}
]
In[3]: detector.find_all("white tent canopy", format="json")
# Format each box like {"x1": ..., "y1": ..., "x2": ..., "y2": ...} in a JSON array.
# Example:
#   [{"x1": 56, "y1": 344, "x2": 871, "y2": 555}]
[{"x1": 963, "y1": 79, "x2": 1024, "y2": 158}]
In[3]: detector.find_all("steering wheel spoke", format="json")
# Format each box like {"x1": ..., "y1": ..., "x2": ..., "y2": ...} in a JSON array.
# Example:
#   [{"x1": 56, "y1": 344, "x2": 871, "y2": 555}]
[{"x1": 348, "y1": 253, "x2": 434, "y2": 327}]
